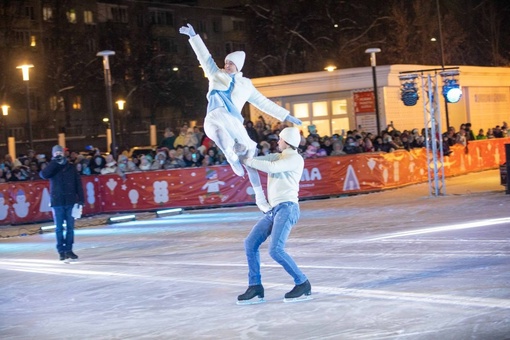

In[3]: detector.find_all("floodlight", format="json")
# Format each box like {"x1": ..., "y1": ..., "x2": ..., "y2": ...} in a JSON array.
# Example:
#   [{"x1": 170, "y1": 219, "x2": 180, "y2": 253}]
[
  {"x1": 440, "y1": 70, "x2": 462, "y2": 103},
  {"x1": 398, "y1": 74, "x2": 420, "y2": 106},
  {"x1": 107, "y1": 214, "x2": 136, "y2": 224},
  {"x1": 156, "y1": 208, "x2": 183, "y2": 218},
  {"x1": 39, "y1": 222, "x2": 66, "y2": 233}
]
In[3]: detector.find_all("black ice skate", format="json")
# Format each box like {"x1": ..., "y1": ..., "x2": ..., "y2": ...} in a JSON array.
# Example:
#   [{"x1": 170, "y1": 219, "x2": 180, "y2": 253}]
[
  {"x1": 59, "y1": 252, "x2": 66, "y2": 261},
  {"x1": 65, "y1": 251, "x2": 79, "y2": 260},
  {"x1": 284, "y1": 280, "x2": 312, "y2": 303},
  {"x1": 236, "y1": 285, "x2": 265, "y2": 305}
]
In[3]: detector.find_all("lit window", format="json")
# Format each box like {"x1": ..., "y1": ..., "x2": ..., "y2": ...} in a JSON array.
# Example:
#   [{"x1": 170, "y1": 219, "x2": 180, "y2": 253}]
[
  {"x1": 293, "y1": 103, "x2": 309, "y2": 119},
  {"x1": 331, "y1": 118, "x2": 350, "y2": 135},
  {"x1": 332, "y1": 99, "x2": 348, "y2": 115},
  {"x1": 49, "y1": 96, "x2": 58, "y2": 111},
  {"x1": 43, "y1": 7, "x2": 53, "y2": 21},
  {"x1": 312, "y1": 101, "x2": 328, "y2": 117},
  {"x1": 67, "y1": 9, "x2": 77, "y2": 23},
  {"x1": 30, "y1": 35, "x2": 36, "y2": 47},
  {"x1": 73, "y1": 96, "x2": 82, "y2": 110},
  {"x1": 311, "y1": 120, "x2": 331, "y2": 136},
  {"x1": 84, "y1": 10, "x2": 94, "y2": 24}
]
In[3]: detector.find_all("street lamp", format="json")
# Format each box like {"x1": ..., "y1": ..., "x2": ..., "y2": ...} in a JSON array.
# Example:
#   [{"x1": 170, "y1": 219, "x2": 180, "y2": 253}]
[
  {"x1": 324, "y1": 65, "x2": 337, "y2": 72},
  {"x1": 16, "y1": 64, "x2": 34, "y2": 149},
  {"x1": 115, "y1": 99, "x2": 125, "y2": 148},
  {"x1": 115, "y1": 99, "x2": 125, "y2": 111},
  {"x1": 364, "y1": 48, "x2": 381, "y2": 135},
  {"x1": 96, "y1": 50, "x2": 117, "y2": 159},
  {"x1": 1, "y1": 105, "x2": 9, "y2": 149}
]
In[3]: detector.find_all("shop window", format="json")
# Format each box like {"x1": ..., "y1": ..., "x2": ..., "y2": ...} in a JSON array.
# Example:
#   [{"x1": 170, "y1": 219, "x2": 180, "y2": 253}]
[
  {"x1": 293, "y1": 103, "x2": 309, "y2": 119},
  {"x1": 332, "y1": 99, "x2": 348, "y2": 115},
  {"x1": 312, "y1": 101, "x2": 328, "y2": 117},
  {"x1": 311, "y1": 120, "x2": 331, "y2": 136},
  {"x1": 331, "y1": 117, "x2": 350, "y2": 135}
]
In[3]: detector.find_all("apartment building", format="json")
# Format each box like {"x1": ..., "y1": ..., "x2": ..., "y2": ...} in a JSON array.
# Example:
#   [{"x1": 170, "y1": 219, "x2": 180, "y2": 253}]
[{"x1": 0, "y1": 0, "x2": 247, "y2": 153}]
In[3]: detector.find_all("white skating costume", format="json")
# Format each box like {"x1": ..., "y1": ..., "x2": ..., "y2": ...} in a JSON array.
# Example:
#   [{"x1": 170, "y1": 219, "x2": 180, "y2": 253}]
[
  {"x1": 187, "y1": 34, "x2": 289, "y2": 164},
  {"x1": 181, "y1": 24, "x2": 301, "y2": 212}
]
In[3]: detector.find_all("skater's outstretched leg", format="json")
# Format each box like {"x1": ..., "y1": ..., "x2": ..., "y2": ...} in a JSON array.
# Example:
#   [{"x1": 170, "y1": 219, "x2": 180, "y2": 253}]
[
  {"x1": 244, "y1": 147, "x2": 271, "y2": 213},
  {"x1": 206, "y1": 125, "x2": 244, "y2": 177}
]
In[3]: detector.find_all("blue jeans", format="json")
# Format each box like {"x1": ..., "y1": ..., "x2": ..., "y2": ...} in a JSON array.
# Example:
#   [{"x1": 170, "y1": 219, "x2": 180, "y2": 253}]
[
  {"x1": 52, "y1": 205, "x2": 75, "y2": 253},
  {"x1": 244, "y1": 202, "x2": 307, "y2": 286}
]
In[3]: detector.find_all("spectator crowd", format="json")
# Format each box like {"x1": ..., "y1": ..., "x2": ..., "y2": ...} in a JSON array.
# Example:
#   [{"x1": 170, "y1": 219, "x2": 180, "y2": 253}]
[{"x1": 0, "y1": 118, "x2": 507, "y2": 183}]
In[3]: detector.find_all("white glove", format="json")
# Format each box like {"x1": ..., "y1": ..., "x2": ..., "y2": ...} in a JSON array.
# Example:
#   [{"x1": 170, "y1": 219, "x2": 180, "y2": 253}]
[
  {"x1": 72, "y1": 204, "x2": 82, "y2": 219},
  {"x1": 285, "y1": 114, "x2": 302, "y2": 126},
  {"x1": 179, "y1": 24, "x2": 196, "y2": 37}
]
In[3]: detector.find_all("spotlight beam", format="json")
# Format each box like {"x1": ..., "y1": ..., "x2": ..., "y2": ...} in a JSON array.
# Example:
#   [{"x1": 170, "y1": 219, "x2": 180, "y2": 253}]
[{"x1": 366, "y1": 217, "x2": 510, "y2": 241}]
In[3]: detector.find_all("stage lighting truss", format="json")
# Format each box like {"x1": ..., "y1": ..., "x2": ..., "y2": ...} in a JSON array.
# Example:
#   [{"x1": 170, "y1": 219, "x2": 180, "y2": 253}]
[
  {"x1": 398, "y1": 74, "x2": 420, "y2": 106},
  {"x1": 440, "y1": 70, "x2": 462, "y2": 103}
]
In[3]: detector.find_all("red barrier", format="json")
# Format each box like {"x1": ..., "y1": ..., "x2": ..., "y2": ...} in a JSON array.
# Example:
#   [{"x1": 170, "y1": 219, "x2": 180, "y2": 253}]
[{"x1": 0, "y1": 138, "x2": 507, "y2": 225}]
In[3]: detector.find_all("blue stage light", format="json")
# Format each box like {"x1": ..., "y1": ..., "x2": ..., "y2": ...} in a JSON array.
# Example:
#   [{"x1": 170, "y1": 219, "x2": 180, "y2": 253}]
[
  {"x1": 442, "y1": 79, "x2": 462, "y2": 103},
  {"x1": 440, "y1": 70, "x2": 462, "y2": 103},
  {"x1": 399, "y1": 74, "x2": 420, "y2": 106}
]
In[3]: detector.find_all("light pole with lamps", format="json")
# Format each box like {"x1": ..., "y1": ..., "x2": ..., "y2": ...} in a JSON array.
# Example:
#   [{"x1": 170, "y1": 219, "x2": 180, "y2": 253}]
[
  {"x1": 16, "y1": 64, "x2": 34, "y2": 150},
  {"x1": 115, "y1": 99, "x2": 125, "y2": 148},
  {"x1": 1, "y1": 105, "x2": 9, "y2": 150},
  {"x1": 2, "y1": 104, "x2": 15, "y2": 158},
  {"x1": 364, "y1": 48, "x2": 381, "y2": 135},
  {"x1": 96, "y1": 50, "x2": 117, "y2": 159}
]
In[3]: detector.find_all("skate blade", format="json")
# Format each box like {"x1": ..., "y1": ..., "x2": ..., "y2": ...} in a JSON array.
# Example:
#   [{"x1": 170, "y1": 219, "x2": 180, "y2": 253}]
[
  {"x1": 236, "y1": 298, "x2": 266, "y2": 305},
  {"x1": 283, "y1": 295, "x2": 313, "y2": 303},
  {"x1": 63, "y1": 259, "x2": 78, "y2": 264}
]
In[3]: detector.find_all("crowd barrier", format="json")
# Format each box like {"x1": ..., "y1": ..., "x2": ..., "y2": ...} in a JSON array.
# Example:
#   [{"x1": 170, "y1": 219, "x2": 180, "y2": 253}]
[{"x1": 0, "y1": 138, "x2": 508, "y2": 226}]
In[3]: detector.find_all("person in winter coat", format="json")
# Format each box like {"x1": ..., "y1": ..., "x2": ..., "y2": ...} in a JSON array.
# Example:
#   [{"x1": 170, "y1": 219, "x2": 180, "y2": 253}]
[
  {"x1": 179, "y1": 23, "x2": 302, "y2": 213},
  {"x1": 40, "y1": 145, "x2": 84, "y2": 261},
  {"x1": 90, "y1": 154, "x2": 106, "y2": 175}
]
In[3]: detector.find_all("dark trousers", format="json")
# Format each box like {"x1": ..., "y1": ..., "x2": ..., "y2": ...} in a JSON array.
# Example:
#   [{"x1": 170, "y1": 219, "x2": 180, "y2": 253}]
[{"x1": 52, "y1": 205, "x2": 75, "y2": 253}]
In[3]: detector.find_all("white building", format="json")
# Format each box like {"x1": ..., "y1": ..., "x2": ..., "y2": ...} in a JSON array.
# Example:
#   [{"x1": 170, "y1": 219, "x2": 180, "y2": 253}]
[{"x1": 249, "y1": 65, "x2": 510, "y2": 136}]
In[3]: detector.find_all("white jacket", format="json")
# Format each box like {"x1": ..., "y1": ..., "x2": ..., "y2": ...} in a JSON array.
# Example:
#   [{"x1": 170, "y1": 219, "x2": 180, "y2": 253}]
[{"x1": 188, "y1": 35, "x2": 290, "y2": 123}]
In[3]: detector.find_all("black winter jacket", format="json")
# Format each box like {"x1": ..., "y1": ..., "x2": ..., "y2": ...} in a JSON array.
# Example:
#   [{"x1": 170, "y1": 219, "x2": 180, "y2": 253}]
[{"x1": 40, "y1": 159, "x2": 85, "y2": 207}]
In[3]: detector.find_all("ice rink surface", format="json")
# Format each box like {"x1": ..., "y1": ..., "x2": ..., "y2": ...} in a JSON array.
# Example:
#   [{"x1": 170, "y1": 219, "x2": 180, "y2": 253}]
[{"x1": 1, "y1": 170, "x2": 509, "y2": 339}]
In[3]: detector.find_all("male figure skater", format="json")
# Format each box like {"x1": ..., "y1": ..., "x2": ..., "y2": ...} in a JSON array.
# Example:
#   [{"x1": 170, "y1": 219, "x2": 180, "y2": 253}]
[
  {"x1": 237, "y1": 127, "x2": 311, "y2": 304},
  {"x1": 179, "y1": 23, "x2": 302, "y2": 213},
  {"x1": 40, "y1": 145, "x2": 84, "y2": 261}
]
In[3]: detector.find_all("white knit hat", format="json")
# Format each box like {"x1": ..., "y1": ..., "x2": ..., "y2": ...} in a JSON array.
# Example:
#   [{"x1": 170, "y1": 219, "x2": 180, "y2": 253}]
[
  {"x1": 225, "y1": 51, "x2": 245, "y2": 71},
  {"x1": 279, "y1": 127, "x2": 301, "y2": 148}
]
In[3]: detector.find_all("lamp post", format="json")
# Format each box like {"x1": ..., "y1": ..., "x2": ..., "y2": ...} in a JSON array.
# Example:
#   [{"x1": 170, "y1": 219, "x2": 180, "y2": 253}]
[
  {"x1": 364, "y1": 48, "x2": 381, "y2": 135},
  {"x1": 115, "y1": 99, "x2": 125, "y2": 148},
  {"x1": 435, "y1": 0, "x2": 450, "y2": 130},
  {"x1": 103, "y1": 117, "x2": 111, "y2": 152},
  {"x1": 16, "y1": 64, "x2": 34, "y2": 149},
  {"x1": 1, "y1": 105, "x2": 9, "y2": 150},
  {"x1": 96, "y1": 50, "x2": 117, "y2": 159}
]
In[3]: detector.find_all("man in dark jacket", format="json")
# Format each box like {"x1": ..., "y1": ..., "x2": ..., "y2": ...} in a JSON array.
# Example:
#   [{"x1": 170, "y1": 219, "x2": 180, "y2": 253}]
[{"x1": 40, "y1": 145, "x2": 84, "y2": 261}]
